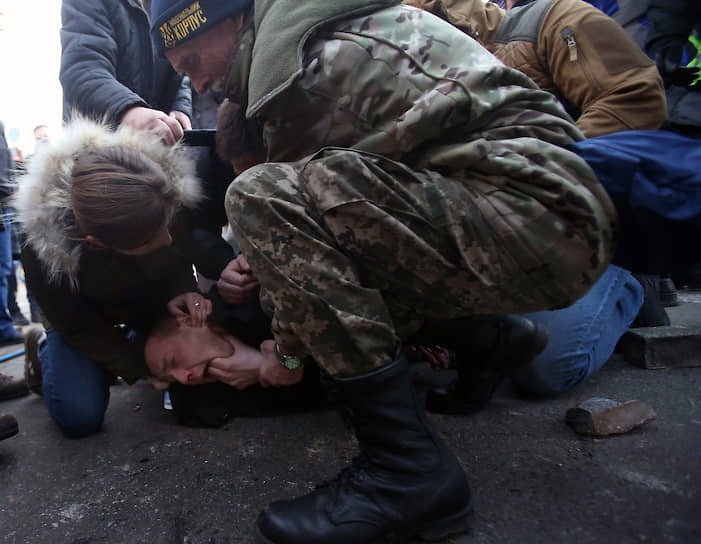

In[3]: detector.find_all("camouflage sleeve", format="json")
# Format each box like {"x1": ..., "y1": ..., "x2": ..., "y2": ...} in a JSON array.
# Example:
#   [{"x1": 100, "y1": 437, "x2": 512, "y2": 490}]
[{"x1": 264, "y1": 5, "x2": 581, "y2": 164}]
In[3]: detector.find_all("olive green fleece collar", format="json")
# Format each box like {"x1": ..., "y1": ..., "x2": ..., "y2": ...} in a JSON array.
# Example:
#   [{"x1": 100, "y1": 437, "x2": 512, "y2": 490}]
[{"x1": 245, "y1": 0, "x2": 401, "y2": 117}]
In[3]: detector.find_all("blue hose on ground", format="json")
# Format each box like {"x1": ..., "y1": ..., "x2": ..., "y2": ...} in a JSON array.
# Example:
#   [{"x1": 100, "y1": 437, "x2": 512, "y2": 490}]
[{"x1": 0, "y1": 349, "x2": 24, "y2": 363}]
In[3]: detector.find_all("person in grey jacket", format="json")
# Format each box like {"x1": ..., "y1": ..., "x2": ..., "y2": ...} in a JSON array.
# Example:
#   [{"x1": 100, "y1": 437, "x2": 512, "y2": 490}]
[
  {"x1": 60, "y1": 0, "x2": 257, "y2": 305},
  {"x1": 60, "y1": 0, "x2": 192, "y2": 145}
]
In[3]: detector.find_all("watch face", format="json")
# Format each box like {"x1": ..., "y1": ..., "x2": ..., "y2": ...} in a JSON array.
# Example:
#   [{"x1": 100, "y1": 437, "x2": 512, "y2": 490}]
[
  {"x1": 280, "y1": 356, "x2": 303, "y2": 370},
  {"x1": 275, "y1": 343, "x2": 304, "y2": 370}
]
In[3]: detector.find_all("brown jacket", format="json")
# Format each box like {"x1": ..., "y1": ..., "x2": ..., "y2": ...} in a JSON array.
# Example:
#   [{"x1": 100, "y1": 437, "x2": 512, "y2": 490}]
[{"x1": 404, "y1": 0, "x2": 667, "y2": 137}]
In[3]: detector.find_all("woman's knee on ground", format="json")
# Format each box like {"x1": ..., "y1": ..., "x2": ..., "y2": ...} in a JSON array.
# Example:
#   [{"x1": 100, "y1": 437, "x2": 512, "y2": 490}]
[{"x1": 45, "y1": 390, "x2": 109, "y2": 437}]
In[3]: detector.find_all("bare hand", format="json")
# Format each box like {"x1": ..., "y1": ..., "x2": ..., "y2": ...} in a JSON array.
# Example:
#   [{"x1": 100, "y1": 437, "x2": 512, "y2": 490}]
[
  {"x1": 217, "y1": 254, "x2": 260, "y2": 305},
  {"x1": 121, "y1": 106, "x2": 185, "y2": 146},
  {"x1": 258, "y1": 340, "x2": 304, "y2": 388},
  {"x1": 205, "y1": 339, "x2": 263, "y2": 389},
  {"x1": 167, "y1": 292, "x2": 211, "y2": 327},
  {"x1": 169, "y1": 110, "x2": 192, "y2": 130}
]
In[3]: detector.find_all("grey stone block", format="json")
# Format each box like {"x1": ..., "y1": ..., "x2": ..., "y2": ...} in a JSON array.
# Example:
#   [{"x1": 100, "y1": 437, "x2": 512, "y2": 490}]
[{"x1": 618, "y1": 326, "x2": 701, "y2": 369}]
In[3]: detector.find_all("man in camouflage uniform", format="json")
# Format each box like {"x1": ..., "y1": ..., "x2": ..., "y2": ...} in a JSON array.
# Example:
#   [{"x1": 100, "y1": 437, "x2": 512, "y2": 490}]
[{"x1": 151, "y1": 0, "x2": 617, "y2": 542}]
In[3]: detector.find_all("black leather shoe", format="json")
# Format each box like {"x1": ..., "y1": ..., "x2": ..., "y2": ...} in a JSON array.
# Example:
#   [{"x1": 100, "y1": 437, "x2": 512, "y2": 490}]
[
  {"x1": 631, "y1": 274, "x2": 670, "y2": 327},
  {"x1": 425, "y1": 315, "x2": 549, "y2": 415},
  {"x1": 658, "y1": 275, "x2": 679, "y2": 307},
  {"x1": 0, "y1": 414, "x2": 19, "y2": 440},
  {"x1": 255, "y1": 358, "x2": 471, "y2": 544},
  {"x1": 0, "y1": 373, "x2": 29, "y2": 402}
]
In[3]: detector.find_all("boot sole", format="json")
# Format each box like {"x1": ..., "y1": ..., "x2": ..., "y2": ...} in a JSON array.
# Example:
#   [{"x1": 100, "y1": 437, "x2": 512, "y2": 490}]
[
  {"x1": 252, "y1": 503, "x2": 472, "y2": 544},
  {"x1": 401, "y1": 503, "x2": 473, "y2": 542}
]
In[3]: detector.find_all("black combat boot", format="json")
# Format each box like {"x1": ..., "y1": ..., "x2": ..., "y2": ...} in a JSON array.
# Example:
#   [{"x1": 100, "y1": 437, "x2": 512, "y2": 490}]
[
  {"x1": 631, "y1": 274, "x2": 670, "y2": 327},
  {"x1": 658, "y1": 274, "x2": 679, "y2": 307},
  {"x1": 254, "y1": 357, "x2": 472, "y2": 544},
  {"x1": 419, "y1": 315, "x2": 549, "y2": 415}
]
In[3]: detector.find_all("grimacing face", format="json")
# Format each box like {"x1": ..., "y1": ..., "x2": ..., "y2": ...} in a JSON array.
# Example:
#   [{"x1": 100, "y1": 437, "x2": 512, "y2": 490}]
[
  {"x1": 145, "y1": 318, "x2": 234, "y2": 386},
  {"x1": 165, "y1": 16, "x2": 243, "y2": 95}
]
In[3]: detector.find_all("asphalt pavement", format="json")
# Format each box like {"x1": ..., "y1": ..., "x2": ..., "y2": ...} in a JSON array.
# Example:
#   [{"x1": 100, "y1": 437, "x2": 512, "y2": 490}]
[{"x1": 1, "y1": 290, "x2": 700, "y2": 544}]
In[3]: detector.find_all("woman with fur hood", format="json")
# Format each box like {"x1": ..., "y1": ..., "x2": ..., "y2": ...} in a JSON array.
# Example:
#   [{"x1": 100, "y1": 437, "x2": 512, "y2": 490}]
[{"x1": 13, "y1": 119, "x2": 210, "y2": 437}]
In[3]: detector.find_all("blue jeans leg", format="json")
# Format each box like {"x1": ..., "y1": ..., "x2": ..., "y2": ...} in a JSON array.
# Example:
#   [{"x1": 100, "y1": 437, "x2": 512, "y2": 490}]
[
  {"x1": 39, "y1": 328, "x2": 111, "y2": 437},
  {"x1": 0, "y1": 210, "x2": 16, "y2": 338},
  {"x1": 513, "y1": 265, "x2": 644, "y2": 395}
]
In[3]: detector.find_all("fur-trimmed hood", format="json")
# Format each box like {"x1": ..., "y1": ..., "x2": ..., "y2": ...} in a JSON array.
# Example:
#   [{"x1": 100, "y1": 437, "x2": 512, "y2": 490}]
[{"x1": 13, "y1": 118, "x2": 203, "y2": 288}]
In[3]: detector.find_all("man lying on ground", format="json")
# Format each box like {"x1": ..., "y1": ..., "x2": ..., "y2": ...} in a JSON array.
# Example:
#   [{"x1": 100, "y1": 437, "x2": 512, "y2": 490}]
[{"x1": 146, "y1": 292, "x2": 326, "y2": 427}]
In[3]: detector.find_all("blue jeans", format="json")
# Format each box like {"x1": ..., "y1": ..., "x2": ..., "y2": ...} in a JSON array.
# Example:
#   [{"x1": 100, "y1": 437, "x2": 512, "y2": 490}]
[
  {"x1": 0, "y1": 210, "x2": 17, "y2": 338},
  {"x1": 513, "y1": 265, "x2": 644, "y2": 395},
  {"x1": 39, "y1": 328, "x2": 111, "y2": 437}
]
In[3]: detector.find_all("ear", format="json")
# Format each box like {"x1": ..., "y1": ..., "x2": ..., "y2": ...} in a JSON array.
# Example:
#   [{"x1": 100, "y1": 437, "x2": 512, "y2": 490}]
[{"x1": 85, "y1": 234, "x2": 107, "y2": 248}]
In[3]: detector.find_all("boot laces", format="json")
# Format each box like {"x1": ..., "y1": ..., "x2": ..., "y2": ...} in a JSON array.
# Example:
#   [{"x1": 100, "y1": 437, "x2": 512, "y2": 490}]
[{"x1": 315, "y1": 453, "x2": 372, "y2": 491}]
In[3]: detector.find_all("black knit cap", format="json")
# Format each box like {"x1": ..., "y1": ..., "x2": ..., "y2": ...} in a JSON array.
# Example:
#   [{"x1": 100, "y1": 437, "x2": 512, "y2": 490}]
[{"x1": 150, "y1": 0, "x2": 253, "y2": 56}]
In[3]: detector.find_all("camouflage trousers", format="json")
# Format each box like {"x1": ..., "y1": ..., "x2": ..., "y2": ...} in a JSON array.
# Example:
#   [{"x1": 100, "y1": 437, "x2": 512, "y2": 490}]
[{"x1": 226, "y1": 148, "x2": 616, "y2": 376}]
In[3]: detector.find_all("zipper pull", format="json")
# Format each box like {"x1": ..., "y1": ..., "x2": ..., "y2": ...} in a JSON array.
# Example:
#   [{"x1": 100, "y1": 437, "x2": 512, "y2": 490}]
[{"x1": 561, "y1": 27, "x2": 578, "y2": 61}]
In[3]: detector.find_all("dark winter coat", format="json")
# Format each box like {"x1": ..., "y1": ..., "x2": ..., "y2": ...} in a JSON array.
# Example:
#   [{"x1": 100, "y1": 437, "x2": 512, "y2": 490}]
[
  {"x1": 13, "y1": 120, "x2": 203, "y2": 383},
  {"x1": 60, "y1": 0, "x2": 192, "y2": 123}
]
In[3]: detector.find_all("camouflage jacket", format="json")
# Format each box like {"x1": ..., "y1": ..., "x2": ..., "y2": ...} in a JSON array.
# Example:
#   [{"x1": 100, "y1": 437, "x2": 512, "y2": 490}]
[
  {"x1": 223, "y1": 2, "x2": 595, "y2": 165},
  {"x1": 220, "y1": 0, "x2": 617, "y2": 317},
  {"x1": 405, "y1": 0, "x2": 667, "y2": 137}
]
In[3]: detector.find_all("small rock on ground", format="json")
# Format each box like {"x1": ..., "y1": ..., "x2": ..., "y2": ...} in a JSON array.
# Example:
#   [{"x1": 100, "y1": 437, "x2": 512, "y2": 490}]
[{"x1": 565, "y1": 397, "x2": 657, "y2": 436}]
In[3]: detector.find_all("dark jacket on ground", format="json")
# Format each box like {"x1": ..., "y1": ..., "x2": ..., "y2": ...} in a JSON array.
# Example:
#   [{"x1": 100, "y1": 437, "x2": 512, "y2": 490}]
[
  {"x1": 60, "y1": 0, "x2": 191, "y2": 123},
  {"x1": 13, "y1": 120, "x2": 203, "y2": 383}
]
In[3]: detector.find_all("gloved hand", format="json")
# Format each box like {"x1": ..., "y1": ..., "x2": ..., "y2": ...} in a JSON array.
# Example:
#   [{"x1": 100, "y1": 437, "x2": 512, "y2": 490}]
[
  {"x1": 652, "y1": 40, "x2": 700, "y2": 88},
  {"x1": 666, "y1": 66, "x2": 700, "y2": 87}
]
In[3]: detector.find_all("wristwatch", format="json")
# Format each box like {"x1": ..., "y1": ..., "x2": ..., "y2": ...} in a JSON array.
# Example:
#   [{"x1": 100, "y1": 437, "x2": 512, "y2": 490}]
[{"x1": 274, "y1": 343, "x2": 305, "y2": 370}]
